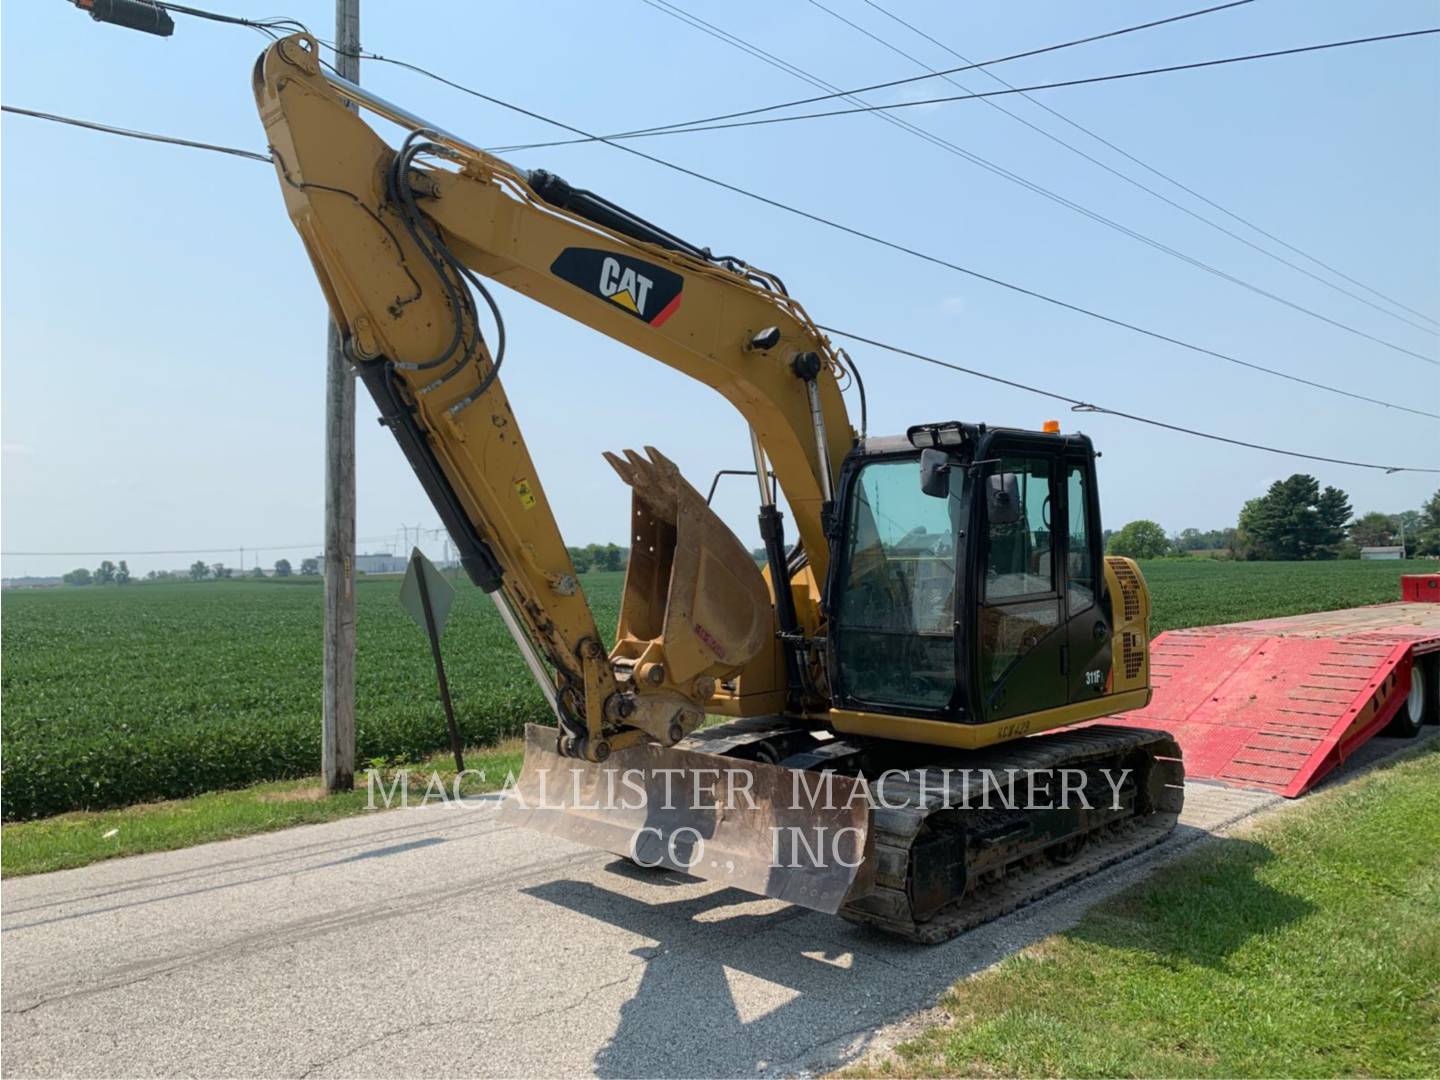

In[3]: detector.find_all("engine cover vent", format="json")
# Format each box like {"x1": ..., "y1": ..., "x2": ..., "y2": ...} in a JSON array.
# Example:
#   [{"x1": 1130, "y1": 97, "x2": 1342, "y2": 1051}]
[
  {"x1": 1106, "y1": 556, "x2": 1143, "y2": 622},
  {"x1": 1121, "y1": 631, "x2": 1145, "y2": 680}
]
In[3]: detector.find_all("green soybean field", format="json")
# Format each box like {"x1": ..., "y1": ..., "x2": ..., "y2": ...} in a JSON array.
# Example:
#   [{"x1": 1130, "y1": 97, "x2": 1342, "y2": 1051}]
[
  {"x1": 2, "y1": 573, "x2": 621, "y2": 820},
  {"x1": 1142, "y1": 556, "x2": 1434, "y2": 632},
  {"x1": 1, "y1": 559, "x2": 1431, "y2": 820}
]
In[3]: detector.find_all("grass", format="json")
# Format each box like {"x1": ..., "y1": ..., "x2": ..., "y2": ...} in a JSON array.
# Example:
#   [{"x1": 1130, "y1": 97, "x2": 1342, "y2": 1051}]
[
  {"x1": 0, "y1": 740, "x2": 525, "y2": 877},
  {"x1": 846, "y1": 742, "x2": 1440, "y2": 1079}
]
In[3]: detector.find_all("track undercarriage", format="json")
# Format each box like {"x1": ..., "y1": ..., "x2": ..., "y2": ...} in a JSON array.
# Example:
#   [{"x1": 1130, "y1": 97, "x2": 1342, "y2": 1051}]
[
  {"x1": 681, "y1": 718, "x2": 1185, "y2": 943},
  {"x1": 504, "y1": 717, "x2": 1183, "y2": 944}
]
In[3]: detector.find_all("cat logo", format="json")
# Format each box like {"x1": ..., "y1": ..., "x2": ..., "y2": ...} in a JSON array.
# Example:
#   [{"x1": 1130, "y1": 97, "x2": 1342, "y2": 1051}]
[
  {"x1": 549, "y1": 247, "x2": 683, "y2": 327},
  {"x1": 598, "y1": 257, "x2": 652, "y2": 316}
]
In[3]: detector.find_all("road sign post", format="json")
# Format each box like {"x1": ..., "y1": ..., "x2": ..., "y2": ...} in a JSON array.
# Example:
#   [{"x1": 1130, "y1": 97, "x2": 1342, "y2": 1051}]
[{"x1": 401, "y1": 548, "x2": 464, "y2": 773}]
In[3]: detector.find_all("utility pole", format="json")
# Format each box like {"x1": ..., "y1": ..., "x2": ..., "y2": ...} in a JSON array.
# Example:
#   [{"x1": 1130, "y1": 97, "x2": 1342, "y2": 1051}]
[{"x1": 323, "y1": 0, "x2": 360, "y2": 793}]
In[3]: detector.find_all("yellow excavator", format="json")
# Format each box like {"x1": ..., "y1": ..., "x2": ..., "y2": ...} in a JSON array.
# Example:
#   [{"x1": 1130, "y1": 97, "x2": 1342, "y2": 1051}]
[{"x1": 254, "y1": 35, "x2": 1182, "y2": 942}]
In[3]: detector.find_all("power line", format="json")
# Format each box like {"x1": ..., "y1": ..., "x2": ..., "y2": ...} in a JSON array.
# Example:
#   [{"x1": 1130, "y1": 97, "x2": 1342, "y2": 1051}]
[
  {"x1": 586, "y1": 6, "x2": 1436, "y2": 370},
  {"x1": 503, "y1": 25, "x2": 1440, "y2": 151},
  {"x1": 11, "y1": 93, "x2": 1435, "y2": 426},
  {"x1": 858, "y1": 0, "x2": 1440, "y2": 335},
  {"x1": 1, "y1": 534, "x2": 404, "y2": 558},
  {"x1": 350, "y1": 53, "x2": 1440, "y2": 414},
  {"x1": 819, "y1": 326, "x2": 1438, "y2": 475},
  {"x1": 489, "y1": 0, "x2": 1434, "y2": 332},
  {"x1": 149, "y1": 1, "x2": 308, "y2": 39},
  {"x1": 502, "y1": 6, "x2": 1440, "y2": 358},
  {"x1": 24, "y1": 18, "x2": 1435, "y2": 473},
  {"x1": 17, "y1": 46, "x2": 1432, "y2": 383},
  {"x1": 825, "y1": 0, "x2": 1440, "y2": 338},
  {"x1": 1, "y1": 105, "x2": 271, "y2": 162},
  {"x1": 150, "y1": 0, "x2": 1437, "y2": 347},
  {"x1": 68, "y1": 0, "x2": 1440, "y2": 346},
  {"x1": 113, "y1": 2, "x2": 353, "y2": 76},
  {"x1": 54, "y1": 2, "x2": 1433, "y2": 385},
  {"x1": 500, "y1": 0, "x2": 1259, "y2": 151}
]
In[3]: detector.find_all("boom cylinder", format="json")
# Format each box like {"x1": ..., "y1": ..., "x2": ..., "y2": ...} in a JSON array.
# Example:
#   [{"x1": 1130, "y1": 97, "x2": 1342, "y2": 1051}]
[{"x1": 792, "y1": 352, "x2": 835, "y2": 515}]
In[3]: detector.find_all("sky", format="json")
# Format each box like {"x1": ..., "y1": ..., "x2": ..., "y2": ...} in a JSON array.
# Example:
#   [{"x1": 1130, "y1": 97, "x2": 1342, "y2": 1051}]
[{"x1": 2, "y1": 0, "x2": 1437, "y2": 579}]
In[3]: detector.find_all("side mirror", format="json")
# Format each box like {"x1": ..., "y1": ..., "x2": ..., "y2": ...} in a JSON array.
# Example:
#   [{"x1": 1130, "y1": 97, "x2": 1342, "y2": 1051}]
[
  {"x1": 919, "y1": 448, "x2": 950, "y2": 499},
  {"x1": 988, "y1": 472, "x2": 1022, "y2": 525}
]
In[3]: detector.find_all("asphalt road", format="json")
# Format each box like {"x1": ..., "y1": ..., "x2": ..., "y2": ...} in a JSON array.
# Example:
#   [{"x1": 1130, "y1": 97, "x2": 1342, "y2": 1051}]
[{"x1": 2, "y1": 732, "x2": 1429, "y2": 1079}]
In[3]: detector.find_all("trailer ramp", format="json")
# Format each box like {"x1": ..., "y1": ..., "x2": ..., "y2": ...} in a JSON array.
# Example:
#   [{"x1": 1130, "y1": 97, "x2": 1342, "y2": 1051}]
[{"x1": 1096, "y1": 601, "x2": 1440, "y2": 798}]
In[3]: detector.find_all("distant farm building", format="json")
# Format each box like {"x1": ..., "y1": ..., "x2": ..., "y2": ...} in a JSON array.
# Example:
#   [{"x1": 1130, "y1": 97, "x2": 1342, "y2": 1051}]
[
  {"x1": 1360, "y1": 546, "x2": 1405, "y2": 560},
  {"x1": 355, "y1": 552, "x2": 406, "y2": 574}
]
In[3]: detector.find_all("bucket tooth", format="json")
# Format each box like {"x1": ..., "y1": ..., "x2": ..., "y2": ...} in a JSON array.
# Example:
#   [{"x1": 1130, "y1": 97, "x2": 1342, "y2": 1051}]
[{"x1": 601, "y1": 450, "x2": 638, "y2": 488}]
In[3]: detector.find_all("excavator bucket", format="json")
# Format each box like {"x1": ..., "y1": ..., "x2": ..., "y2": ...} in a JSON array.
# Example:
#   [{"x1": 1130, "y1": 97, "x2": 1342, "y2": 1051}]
[
  {"x1": 603, "y1": 447, "x2": 773, "y2": 692},
  {"x1": 497, "y1": 449, "x2": 866, "y2": 910},
  {"x1": 499, "y1": 725, "x2": 875, "y2": 915}
]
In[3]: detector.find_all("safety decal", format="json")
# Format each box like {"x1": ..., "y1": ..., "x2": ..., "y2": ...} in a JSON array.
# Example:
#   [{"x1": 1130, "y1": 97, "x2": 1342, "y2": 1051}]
[{"x1": 515, "y1": 479, "x2": 537, "y2": 510}]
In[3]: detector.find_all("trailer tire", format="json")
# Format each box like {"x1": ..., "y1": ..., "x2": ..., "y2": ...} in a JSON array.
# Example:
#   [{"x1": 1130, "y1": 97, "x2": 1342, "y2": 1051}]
[
  {"x1": 1387, "y1": 654, "x2": 1437, "y2": 737},
  {"x1": 1420, "y1": 654, "x2": 1439, "y2": 725}
]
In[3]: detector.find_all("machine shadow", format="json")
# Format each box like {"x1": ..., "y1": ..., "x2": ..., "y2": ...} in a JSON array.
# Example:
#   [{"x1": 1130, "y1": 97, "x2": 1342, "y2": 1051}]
[
  {"x1": 524, "y1": 869, "x2": 943, "y2": 1079},
  {"x1": 524, "y1": 832, "x2": 1315, "y2": 1075},
  {"x1": 1062, "y1": 835, "x2": 1313, "y2": 968}
]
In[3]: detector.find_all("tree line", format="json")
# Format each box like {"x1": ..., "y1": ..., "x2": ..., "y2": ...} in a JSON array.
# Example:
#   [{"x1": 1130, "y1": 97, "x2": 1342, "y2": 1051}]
[
  {"x1": 62, "y1": 560, "x2": 132, "y2": 586},
  {"x1": 566, "y1": 544, "x2": 627, "y2": 573},
  {"x1": 55, "y1": 475, "x2": 1440, "y2": 586},
  {"x1": 62, "y1": 548, "x2": 632, "y2": 585},
  {"x1": 63, "y1": 556, "x2": 322, "y2": 585},
  {"x1": 1108, "y1": 478, "x2": 1440, "y2": 561}
]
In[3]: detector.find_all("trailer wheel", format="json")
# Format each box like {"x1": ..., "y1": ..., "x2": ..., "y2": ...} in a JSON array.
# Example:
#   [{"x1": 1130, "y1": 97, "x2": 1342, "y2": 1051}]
[
  {"x1": 1387, "y1": 654, "x2": 1438, "y2": 737},
  {"x1": 1420, "y1": 654, "x2": 1440, "y2": 725}
]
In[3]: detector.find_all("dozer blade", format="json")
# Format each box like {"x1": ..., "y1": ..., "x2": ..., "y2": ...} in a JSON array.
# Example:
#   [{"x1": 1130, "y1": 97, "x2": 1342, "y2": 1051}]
[{"x1": 499, "y1": 724, "x2": 875, "y2": 915}]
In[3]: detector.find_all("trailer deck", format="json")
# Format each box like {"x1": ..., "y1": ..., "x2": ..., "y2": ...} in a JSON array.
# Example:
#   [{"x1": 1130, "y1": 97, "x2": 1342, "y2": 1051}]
[{"x1": 1096, "y1": 589, "x2": 1440, "y2": 798}]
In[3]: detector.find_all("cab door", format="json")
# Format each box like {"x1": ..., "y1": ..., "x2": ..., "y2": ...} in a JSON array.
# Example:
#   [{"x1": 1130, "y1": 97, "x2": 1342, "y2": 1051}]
[
  {"x1": 829, "y1": 453, "x2": 962, "y2": 716},
  {"x1": 974, "y1": 450, "x2": 1067, "y2": 722},
  {"x1": 1062, "y1": 455, "x2": 1112, "y2": 702}
]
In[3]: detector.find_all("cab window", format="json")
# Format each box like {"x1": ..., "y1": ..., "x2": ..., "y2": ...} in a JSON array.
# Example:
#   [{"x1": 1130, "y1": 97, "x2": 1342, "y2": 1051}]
[
  {"x1": 1066, "y1": 462, "x2": 1096, "y2": 613},
  {"x1": 833, "y1": 457, "x2": 958, "y2": 711},
  {"x1": 978, "y1": 454, "x2": 1061, "y2": 707},
  {"x1": 983, "y1": 456, "x2": 1055, "y2": 600}
]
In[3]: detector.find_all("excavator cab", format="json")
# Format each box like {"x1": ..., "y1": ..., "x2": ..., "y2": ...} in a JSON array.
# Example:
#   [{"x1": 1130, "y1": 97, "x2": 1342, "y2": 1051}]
[{"x1": 826, "y1": 422, "x2": 1123, "y2": 734}]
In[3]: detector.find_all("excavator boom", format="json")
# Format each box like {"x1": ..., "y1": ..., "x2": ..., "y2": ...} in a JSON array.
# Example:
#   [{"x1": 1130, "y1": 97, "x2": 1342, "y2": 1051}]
[{"x1": 253, "y1": 35, "x2": 851, "y2": 759}]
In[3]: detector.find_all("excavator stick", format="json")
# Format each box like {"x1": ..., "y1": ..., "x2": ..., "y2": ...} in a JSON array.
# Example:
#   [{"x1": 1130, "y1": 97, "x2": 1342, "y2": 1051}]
[{"x1": 499, "y1": 724, "x2": 875, "y2": 914}]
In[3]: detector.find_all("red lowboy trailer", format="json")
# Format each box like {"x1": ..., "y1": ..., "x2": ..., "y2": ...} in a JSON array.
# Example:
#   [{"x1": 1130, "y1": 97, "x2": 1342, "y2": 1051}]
[{"x1": 1095, "y1": 574, "x2": 1440, "y2": 798}]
